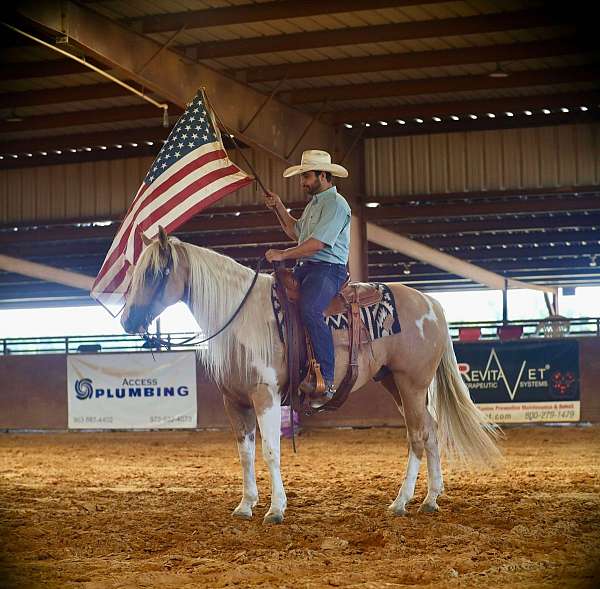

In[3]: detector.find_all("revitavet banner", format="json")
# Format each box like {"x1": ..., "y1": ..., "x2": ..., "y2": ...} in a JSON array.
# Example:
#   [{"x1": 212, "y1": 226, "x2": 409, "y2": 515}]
[
  {"x1": 67, "y1": 352, "x2": 197, "y2": 429},
  {"x1": 454, "y1": 341, "x2": 579, "y2": 423}
]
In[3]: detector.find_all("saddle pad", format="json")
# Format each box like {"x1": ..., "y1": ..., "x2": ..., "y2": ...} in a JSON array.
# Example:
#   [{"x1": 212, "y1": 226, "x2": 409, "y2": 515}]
[{"x1": 271, "y1": 282, "x2": 401, "y2": 343}]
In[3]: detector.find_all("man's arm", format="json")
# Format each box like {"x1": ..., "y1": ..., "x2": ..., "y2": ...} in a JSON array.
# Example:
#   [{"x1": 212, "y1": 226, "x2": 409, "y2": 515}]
[
  {"x1": 265, "y1": 238, "x2": 324, "y2": 262},
  {"x1": 264, "y1": 190, "x2": 298, "y2": 241}
]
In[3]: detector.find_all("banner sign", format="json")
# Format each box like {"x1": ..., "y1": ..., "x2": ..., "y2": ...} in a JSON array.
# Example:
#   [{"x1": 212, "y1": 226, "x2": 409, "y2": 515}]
[
  {"x1": 67, "y1": 352, "x2": 197, "y2": 429},
  {"x1": 454, "y1": 341, "x2": 580, "y2": 423}
]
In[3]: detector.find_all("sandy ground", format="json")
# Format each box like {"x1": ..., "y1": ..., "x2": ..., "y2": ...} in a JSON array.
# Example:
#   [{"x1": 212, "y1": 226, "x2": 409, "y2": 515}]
[{"x1": 0, "y1": 426, "x2": 599, "y2": 589}]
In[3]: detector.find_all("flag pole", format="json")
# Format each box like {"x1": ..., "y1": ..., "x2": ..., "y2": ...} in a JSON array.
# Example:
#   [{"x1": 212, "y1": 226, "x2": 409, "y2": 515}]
[{"x1": 203, "y1": 89, "x2": 290, "y2": 228}]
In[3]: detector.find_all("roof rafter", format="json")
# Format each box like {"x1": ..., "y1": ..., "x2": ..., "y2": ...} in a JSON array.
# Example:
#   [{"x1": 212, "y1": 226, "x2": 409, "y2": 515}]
[
  {"x1": 190, "y1": 10, "x2": 569, "y2": 59},
  {"x1": 286, "y1": 66, "x2": 599, "y2": 105},
  {"x1": 13, "y1": 0, "x2": 339, "y2": 163},
  {"x1": 331, "y1": 91, "x2": 600, "y2": 124},
  {"x1": 233, "y1": 37, "x2": 584, "y2": 83},
  {"x1": 129, "y1": 0, "x2": 443, "y2": 35}
]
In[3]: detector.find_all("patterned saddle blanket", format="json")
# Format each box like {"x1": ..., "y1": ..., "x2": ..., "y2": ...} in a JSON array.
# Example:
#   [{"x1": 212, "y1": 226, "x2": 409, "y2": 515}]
[{"x1": 271, "y1": 282, "x2": 401, "y2": 343}]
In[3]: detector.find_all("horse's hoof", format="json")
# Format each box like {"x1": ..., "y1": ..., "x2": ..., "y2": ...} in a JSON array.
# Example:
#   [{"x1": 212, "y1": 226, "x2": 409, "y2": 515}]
[
  {"x1": 263, "y1": 512, "x2": 284, "y2": 525},
  {"x1": 418, "y1": 502, "x2": 439, "y2": 514},
  {"x1": 232, "y1": 507, "x2": 253, "y2": 520},
  {"x1": 388, "y1": 503, "x2": 409, "y2": 516}
]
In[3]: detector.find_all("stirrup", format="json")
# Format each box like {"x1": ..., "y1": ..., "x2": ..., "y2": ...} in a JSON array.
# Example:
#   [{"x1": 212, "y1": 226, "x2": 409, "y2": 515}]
[{"x1": 309, "y1": 385, "x2": 336, "y2": 409}]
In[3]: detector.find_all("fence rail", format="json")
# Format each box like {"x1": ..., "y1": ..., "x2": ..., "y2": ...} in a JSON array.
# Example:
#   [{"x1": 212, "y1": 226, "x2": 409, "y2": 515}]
[{"x1": 2, "y1": 317, "x2": 599, "y2": 355}]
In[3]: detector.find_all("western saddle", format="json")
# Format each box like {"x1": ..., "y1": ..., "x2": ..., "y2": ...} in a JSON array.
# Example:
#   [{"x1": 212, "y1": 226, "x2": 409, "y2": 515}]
[{"x1": 273, "y1": 264, "x2": 382, "y2": 413}]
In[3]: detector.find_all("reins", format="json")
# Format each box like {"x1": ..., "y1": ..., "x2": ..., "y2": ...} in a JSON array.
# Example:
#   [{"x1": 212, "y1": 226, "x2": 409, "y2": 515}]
[{"x1": 141, "y1": 254, "x2": 267, "y2": 350}]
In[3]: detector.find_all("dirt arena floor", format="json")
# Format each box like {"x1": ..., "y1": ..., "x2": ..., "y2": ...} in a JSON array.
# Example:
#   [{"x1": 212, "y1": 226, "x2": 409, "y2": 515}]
[{"x1": 1, "y1": 426, "x2": 599, "y2": 589}]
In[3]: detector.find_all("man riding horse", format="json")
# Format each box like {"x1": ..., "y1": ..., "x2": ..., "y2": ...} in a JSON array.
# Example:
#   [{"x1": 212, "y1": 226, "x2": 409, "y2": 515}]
[{"x1": 264, "y1": 149, "x2": 351, "y2": 408}]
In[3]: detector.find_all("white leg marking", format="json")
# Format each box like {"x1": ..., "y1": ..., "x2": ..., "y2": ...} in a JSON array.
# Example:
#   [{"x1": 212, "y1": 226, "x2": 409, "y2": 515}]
[
  {"x1": 255, "y1": 399, "x2": 287, "y2": 524},
  {"x1": 420, "y1": 425, "x2": 444, "y2": 514},
  {"x1": 232, "y1": 431, "x2": 259, "y2": 519},
  {"x1": 389, "y1": 448, "x2": 421, "y2": 516}
]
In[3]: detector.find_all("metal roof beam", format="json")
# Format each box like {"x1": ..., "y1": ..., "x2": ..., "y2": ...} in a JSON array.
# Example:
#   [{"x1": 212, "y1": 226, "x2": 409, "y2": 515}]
[
  {"x1": 190, "y1": 10, "x2": 568, "y2": 59},
  {"x1": 287, "y1": 66, "x2": 599, "y2": 105},
  {"x1": 130, "y1": 0, "x2": 441, "y2": 35},
  {"x1": 235, "y1": 37, "x2": 583, "y2": 83},
  {"x1": 332, "y1": 91, "x2": 600, "y2": 124},
  {"x1": 0, "y1": 82, "x2": 133, "y2": 108},
  {"x1": 13, "y1": 1, "x2": 338, "y2": 163}
]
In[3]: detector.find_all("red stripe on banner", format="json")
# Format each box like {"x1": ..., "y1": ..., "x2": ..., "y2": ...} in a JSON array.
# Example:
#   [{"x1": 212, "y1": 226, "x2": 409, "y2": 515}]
[
  {"x1": 98, "y1": 175, "x2": 251, "y2": 300},
  {"x1": 162, "y1": 176, "x2": 253, "y2": 234},
  {"x1": 93, "y1": 149, "x2": 228, "y2": 289},
  {"x1": 101, "y1": 260, "x2": 130, "y2": 297},
  {"x1": 138, "y1": 164, "x2": 246, "y2": 233}
]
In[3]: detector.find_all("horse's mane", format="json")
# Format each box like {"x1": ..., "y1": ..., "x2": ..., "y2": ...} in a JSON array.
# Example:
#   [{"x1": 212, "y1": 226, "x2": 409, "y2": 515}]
[{"x1": 178, "y1": 240, "x2": 278, "y2": 384}]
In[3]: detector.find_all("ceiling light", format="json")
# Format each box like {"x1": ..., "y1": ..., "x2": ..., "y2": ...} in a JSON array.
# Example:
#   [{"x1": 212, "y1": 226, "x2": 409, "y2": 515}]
[
  {"x1": 115, "y1": 144, "x2": 123, "y2": 149},
  {"x1": 415, "y1": 118, "x2": 424, "y2": 123},
  {"x1": 489, "y1": 63, "x2": 509, "y2": 78},
  {"x1": 84, "y1": 147, "x2": 92, "y2": 151},
  {"x1": 469, "y1": 114, "x2": 478, "y2": 119},
  {"x1": 343, "y1": 123, "x2": 353, "y2": 129},
  {"x1": 378, "y1": 121, "x2": 388, "y2": 126},
  {"x1": 432, "y1": 116, "x2": 442, "y2": 122},
  {"x1": 4, "y1": 110, "x2": 23, "y2": 123},
  {"x1": 366, "y1": 202, "x2": 380, "y2": 208},
  {"x1": 364, "y1": 123, "x2": 370, "y2": 127},
  {"x1": 542, "y1": 109, "x2": 551, "y2": 114},
  {"x1": 450, "y1": 115, "x2": 459, "y2": 121},
  {"x1": 10, "y1": 154, "x2": 18, "y2": 158},
  {"x1": 25, "y1": 153, "x2": 32, "y2": 157},
  {"x1": 146, "y1": 141, "x2": 154, "y2": 146},
  {"x1": 580, "y1": 106, "x2": 588, "y2": 111},
  {"x1": 131, "y1": 142, "x2": 138, "y2": 147},
  {"x1": 487, "y1": 113, "x2": 496, "y2": 118},
  {"x1": 69, "y1": 148, "x2": 77, "y2": 153},
  {"x1": 396, "y1": 119, "x2": 406, "y2": 125},
  {"x1": 99, "y1": 146, "x2": 107, "y2": 150},
  {"x1": 40, "y1": 151, "x2": 48, "y2": 156},
  {"x1": 524, "y1": 110, "x2": 533, "y2": 116},
  {"x1": 505, "y1": 111, "x2": 514, "y2": 117},
  {"x1": 54, "y1": 150, "x2": 62, "y2": 155},
  {"x1": 561, "y1": 107, "x2": 569, "y2": 113}
]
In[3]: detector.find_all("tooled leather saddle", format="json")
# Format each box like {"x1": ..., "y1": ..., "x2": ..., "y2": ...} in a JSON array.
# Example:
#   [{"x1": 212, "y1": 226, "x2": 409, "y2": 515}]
[{"x1": 273, "y1": 263, "x2": 382, "y2": 413}]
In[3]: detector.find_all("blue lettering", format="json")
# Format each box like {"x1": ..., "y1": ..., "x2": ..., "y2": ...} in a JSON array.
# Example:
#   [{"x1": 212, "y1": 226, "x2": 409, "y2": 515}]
[
  {"x1": 177, "y1": 386, "x2": 189, "y2": 397},
  {"x1": 144, "y1": 387, "x2": 154, "y2": 397},
  {"x1": 95, "y1": 389, "x2": 105, "y2": 398},
  {"x1": 116, "y1": 388, "x2": 125, "y2": 399},
  {"x1": 107, "y1": 389, "x2": 114, "y2": 398},
  {"x1": 129, "y1": 388, "x2": 141, "y2": 397},
  {"x1": 163, "y1": 387, "x2": 175, "y2": 397}
]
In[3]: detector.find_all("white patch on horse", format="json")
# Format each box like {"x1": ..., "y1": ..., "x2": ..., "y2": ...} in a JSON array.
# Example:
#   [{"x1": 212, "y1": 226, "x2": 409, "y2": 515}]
[
  {"x1": 415, "y1": 295, "x2": 437, "y2": 339},
  {"x1": 252, "y1": 361, "x2": 279, "y2": 391}
]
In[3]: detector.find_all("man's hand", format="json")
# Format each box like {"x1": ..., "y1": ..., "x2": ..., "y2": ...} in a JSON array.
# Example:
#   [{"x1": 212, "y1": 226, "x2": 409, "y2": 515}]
[
  {"x1": 264, "y1": 190, "x2": 282, "y2": 210},
  {"x1": 265, "y1": 248, "x2": 286, "y2": 263}
]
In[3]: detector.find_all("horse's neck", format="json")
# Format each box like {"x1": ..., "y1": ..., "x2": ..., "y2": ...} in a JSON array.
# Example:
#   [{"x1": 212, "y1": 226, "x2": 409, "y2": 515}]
[{"x1": 182, "y1": 243, "x2": 278, "y2": 383}]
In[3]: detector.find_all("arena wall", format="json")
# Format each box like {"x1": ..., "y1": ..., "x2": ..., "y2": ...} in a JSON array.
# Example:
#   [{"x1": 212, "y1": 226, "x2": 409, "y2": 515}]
[{"x1": 1, "y1": 337, "x2": 599, "y2": 430}]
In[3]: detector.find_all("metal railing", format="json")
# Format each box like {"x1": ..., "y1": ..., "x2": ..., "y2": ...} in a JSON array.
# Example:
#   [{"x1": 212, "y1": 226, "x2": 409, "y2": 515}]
[{"x1": 1, "y1": 317, "x2": 599, "y2": 355}]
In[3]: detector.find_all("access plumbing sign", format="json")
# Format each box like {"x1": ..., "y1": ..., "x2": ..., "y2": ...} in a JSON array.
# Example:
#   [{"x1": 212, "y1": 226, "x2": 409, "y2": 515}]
[
  {"x1": 454, "y1": 341, "x2": 580, "y2": 423},
  {"x1": 67, "y1": 352, "x2": 197, "y2": 429}
]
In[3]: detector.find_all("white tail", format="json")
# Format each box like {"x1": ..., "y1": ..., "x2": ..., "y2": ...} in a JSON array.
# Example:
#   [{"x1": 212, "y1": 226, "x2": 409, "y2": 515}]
[{"x1": 433, "y1": 333, "x2": 503, "y2": 467}]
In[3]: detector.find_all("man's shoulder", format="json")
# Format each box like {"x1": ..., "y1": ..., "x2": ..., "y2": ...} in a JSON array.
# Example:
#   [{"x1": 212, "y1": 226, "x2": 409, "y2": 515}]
[{"x1": 333, "y1": 191, "x2": 351, "y2": 214}]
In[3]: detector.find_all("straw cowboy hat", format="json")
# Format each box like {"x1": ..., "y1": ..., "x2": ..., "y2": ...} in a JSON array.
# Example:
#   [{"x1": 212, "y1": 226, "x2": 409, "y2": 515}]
[{"x1": 283, "y1": 149, "x2": 349, "y2": 178}]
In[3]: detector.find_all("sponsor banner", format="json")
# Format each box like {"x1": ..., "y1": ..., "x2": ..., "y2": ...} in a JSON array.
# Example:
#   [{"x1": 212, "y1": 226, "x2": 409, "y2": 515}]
[
  {"x1": 454, "y1": 340, "x2": 580, "y2": 424},
  {"x1": 67, "y1": 352, "x2": 197, "y2": 429}
]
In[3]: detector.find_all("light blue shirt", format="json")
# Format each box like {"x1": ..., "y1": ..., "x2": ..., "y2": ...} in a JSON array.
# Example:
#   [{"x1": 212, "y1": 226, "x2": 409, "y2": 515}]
[{"x1": 294, "y1": 186, "x2": 351, "y2": 265}]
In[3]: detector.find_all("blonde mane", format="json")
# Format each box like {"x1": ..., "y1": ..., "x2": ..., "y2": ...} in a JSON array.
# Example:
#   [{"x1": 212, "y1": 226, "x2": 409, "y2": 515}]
[{"x1": 178, "y1": 240, "x2": 278, "y2": 384}]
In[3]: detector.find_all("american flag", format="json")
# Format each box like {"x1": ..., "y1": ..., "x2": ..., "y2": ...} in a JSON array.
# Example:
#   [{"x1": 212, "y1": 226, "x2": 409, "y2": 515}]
[{"x1": 91, "y1": 90, "x2": 253, "y2": 310}]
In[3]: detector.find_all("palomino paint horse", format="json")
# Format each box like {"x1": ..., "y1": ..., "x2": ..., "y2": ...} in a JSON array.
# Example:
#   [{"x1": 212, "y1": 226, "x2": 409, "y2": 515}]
[{"x1": 121, "y1": 228, "x2": 500, "y2": 524}]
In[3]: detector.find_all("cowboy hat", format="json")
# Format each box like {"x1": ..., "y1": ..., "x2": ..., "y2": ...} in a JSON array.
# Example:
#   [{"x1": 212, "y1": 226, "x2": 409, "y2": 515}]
[{"x1": 283, "y1": 149, "x2": 348, "y2": 178}]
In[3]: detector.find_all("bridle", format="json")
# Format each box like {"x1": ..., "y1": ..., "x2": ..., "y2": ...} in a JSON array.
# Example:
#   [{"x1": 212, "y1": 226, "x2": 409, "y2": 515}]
[{"x1": 139, "y1": 243, "x2": 267, "y2": 350}]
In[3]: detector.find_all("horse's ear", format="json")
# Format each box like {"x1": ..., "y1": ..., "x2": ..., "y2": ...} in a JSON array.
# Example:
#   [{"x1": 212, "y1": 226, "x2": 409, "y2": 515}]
[
  {"x1": 141, "y1": 232, "x2": 152, "y2": 247},
  {"x1": 158, "y1": 225, "x2": 169, "y2": 252}
]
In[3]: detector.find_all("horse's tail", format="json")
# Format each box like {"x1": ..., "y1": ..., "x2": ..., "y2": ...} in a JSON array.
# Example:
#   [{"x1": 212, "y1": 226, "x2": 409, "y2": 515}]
[{"x1": 433, "y1": 332, "x2": 503, "y2": 467}]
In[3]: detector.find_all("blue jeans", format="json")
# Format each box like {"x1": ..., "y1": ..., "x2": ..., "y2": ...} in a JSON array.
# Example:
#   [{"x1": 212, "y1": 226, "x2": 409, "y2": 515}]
[{"x1": 293, "y1": 261, "x2": 348, "y2": 384}]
